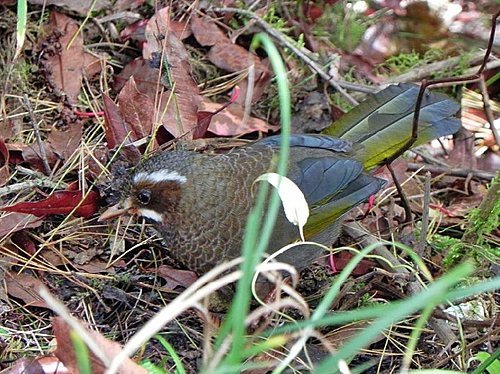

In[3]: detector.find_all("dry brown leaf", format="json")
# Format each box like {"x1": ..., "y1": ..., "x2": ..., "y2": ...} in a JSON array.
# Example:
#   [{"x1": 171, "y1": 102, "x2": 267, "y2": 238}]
[
  {"x1": 117, "y1": 76, "x2": 155, "y2": 140},
  {"x1": 208, "y1": 41, "x2": 267, "y2": 75},
  {"x1": 29, "y1": 0, "x2": 111, "y2": 16},
  {"x1": 21, "y1": 143, "x2": 58, "y2": 172},
  {"x1": 324, "y1": 321, "x2": 383, "y2": 349},
  {"x1": 190, "y1": 14, "x2": 227, "y2": 47},
  {"x1": 47, "y1": 122, "x2": 83, "y2": 161},
  {"x1": 0, "y1": 356, "x2": 73, "y2": 374},
  {"x1": 53, "y1": 317, "x2": 148, "y2": 374},
  {"x1": 74, "y1": 259, "x2": 116, "y2": 274},
  {"x1": 41, "y1": 12, "x2": 85, "y2": 104},
  {"x1": 0, "y1": 136, "x2": 10, "y2": 186},
  {"x1": 5, "y1": 272, "x2": 47, "y2": 308},
  {"x1": 0, "y1": 212, "x2": 42, "y2": 238},
  {"x1": 142, "y1": 7, "x2": 201, "y2": 138},
  {"x1": 40, "y1": 12, "x2": 102, "y2": 104},
  {"x1": 199, "y1": 98, "x2": 279, "y2": 135},
  {"x1": 115, "y1": 0, "x2": 147, "y2": 11},
  {"x1": 114, "y1": 58, "x2": 160, "y2": 96},
  {"x1": 155, "y1": 265, "x2": 198, "y2": 289}
]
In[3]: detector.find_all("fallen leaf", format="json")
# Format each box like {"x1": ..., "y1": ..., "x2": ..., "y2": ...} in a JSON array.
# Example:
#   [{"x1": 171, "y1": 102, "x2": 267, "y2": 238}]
[
  {"x1": 21, "y1": 142, "x2": 58, "y2": 173},
  {"x1": 324, "y1": 321, "x2": 384, "y2": 349},
  {"x1": 142, "y1": 7, "x2": 201, "y2": 138},
  {"x1": 1, "y1": 189, "x2": 101, "y2": 218},
  {"x1": 29, "y1": 0, "x2": 111, "y2": 16},
  {"x1": 53, "y1": 317, "x2": 148, "y2": 374},
  {"x1": 208, "y1": 41, "x2": 268, "y2": 75},
  {"x1": 190, "y1": 14, "x2": 227, "y2": 47},
  {"x1": 0, "y1": 212, "x2": 42, "y2": 238},
  {"x1": 0, "y1": 356, "x2": 71, "y2": 374},
  {"x1": 5, "y1": 272, "x2": 47, "y2": 308},
  {"x1": 103, "y1": 76, "x2": 156, "y2": 149},
  {"x1": 40, "y1": 12, "x2": 102, "y2": 104},
  {"x1": 193, "y1": 86, "x2": 240, "y2": 139},
  {"x1": 0, "y1": 136, "x2": 10, "y2": 186},
  {"x1": 117, "y1": 76, "x2": 155, "y2": 140},
  {"x1": 11, "y1": 231, "x2": 37, "y2": 255},
  {"x1": 41, "y1": 12, "x2": 85, "y2": 104},
  {"x1": 155, "y1": 265, "x2": 198, "y2": 289},
  {"x1": 47, "y1": 122, "x2": 83, "y2": 160},
  {"x1": 75, "y1": 259, "x2": 116, "y2": 274},
  {"x1": 114, "y1": 58, "x2": 160, "y2": 95},
  {"x1": 120, "y1": 19, "x2": 148, "y2": 43},
  {"x1": 329, "y1": 251, "x2": 377, "y2": 275},
  {"x1": 0, "y1": 117, "x2": 15, "y2": 140},
  {"x1": 120, "y1": 18, "x2": 190, "y2": 44},
  {"x1": 198, "y1": 98, "x2": 279, "y2": 135},
  {"x1": 103, "y1": 94, "x2": 136, "y2": 149},
  {"x1": 116, "y1": 0, "x2": 147, "y2": 11}
]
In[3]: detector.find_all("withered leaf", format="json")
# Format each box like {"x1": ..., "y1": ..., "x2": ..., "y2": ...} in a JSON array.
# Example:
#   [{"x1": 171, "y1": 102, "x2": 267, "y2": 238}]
[
  {"x1": 190, "y1": 14, "x2": 227, "y2": 47},
  {"x1": 0, "y1": 212, "x2": 42, "y2": 238},
  {"x1": 53, "y1": 317, "x2": 148, "y2": 374},
  {"x1": 198, "y1": 98, "x2": 279, "y2": 136},
  {"x1": 5, "y1": 272, "x2": 47, "y2": 308}
]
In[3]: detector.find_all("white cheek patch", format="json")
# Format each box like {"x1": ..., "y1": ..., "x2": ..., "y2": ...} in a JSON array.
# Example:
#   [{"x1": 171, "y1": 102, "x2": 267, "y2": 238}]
[
  {"x1": 136, "y1": 208, "x2": 164, "y2": 223},
  {"x1": 133, "y1": 170, "x2": 187, "y2": 184}
]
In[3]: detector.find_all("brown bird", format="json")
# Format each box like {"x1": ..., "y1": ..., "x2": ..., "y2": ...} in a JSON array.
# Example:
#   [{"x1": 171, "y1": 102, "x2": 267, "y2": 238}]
[{"x1": 99, "y1": 83, "x2": 460, "y2": 275}]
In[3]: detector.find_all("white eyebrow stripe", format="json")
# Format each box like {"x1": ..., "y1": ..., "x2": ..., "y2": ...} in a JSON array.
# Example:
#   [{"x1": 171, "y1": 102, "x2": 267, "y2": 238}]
[
  {"x1": 136, "y1": 208, "x2": 164, "y2": 223},
  {"x1": 133, "y1": 170, "x2": 187, "y2": 184}
]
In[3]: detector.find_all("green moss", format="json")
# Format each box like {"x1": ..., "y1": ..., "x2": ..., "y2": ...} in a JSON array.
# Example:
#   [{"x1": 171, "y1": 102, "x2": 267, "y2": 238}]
[
  {"x1": 466, "y1": 196, "x2": 500, "y2": 245},
  {"x1": 313, "y1": 2, "x2": 369, "y2": 52}
]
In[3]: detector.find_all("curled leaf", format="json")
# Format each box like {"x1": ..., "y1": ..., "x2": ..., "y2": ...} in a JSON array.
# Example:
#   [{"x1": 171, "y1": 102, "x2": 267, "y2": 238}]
[
  {"x1": 256, "y1": 172, "x2": 309, "y2": 241},
  {"x1": 1, "y1": 190, "x2": 101, "y2": 218}
]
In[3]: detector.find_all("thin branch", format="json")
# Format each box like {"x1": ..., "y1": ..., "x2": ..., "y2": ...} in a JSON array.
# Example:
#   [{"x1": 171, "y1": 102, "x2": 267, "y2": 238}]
[
  {"x1": 385, "y1": 51, "x2": 486, "y2": 84},
  {"x1": 417, "y1": 171, "x2": 431, "y2": 256},
  {"x1": 479, "y1": 74, "x2": 500, "y2": 147},
  {"x1": 22, "y1": 95, "x2": 51, "y2": 175},
  {"x1": 407, "y1": 163, "x2": 495, "y2": 180},
  {"x1": 387, "y1": 162, "x2": 413, "y2": 225}
]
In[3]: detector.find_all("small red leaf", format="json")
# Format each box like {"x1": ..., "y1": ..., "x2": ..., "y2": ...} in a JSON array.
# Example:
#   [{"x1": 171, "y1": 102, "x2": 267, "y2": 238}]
[{"x1": 1, "y1": 190, "x2": 101, "y2": 218}]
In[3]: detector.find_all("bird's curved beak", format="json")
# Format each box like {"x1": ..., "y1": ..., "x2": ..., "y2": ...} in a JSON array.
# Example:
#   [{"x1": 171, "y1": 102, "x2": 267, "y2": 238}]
[{"x1": 98, "y1": 199, "x2": 133, "y2": 222}]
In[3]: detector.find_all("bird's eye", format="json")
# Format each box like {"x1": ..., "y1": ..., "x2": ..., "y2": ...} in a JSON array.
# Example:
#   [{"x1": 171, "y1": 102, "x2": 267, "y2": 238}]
[{"x1": 137, "y1": 189, "x2": 151, "y2": 205}]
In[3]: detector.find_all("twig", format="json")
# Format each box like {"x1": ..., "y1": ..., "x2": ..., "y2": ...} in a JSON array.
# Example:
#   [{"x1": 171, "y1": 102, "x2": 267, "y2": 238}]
[
  {"x1": 478, "y1": 74, "x2": 500, "y2": 147},
  {"x1": 417, "y1": 171, "x2": 431, "y2": 256},
  {"x1": 212, "y1": 7, "x2": 377, "y2": 103},
  {"x1": 433, "y1": 326, "x2": 500, "y2": 368},
  {"x1": 385, "y1": 51, "x2": 486, "y2": 84},
  {"x1": 407, "y1": 163, "x2": 496, "y2": 180},
  {"x1": 0, "y1": 180, "x2": 63, "y2": 196},
  {"x1": 22, "y1": 95, "x2": 51, "y2": 175},
  {"x1": 387, "y1": 162, "x2": 413, "y2": 225}
]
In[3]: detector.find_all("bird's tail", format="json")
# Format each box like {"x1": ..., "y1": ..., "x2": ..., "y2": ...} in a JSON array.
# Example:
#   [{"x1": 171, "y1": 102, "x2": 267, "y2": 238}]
[{"x1": 323, "y1": 83, "x2": 461, "y2": 170}]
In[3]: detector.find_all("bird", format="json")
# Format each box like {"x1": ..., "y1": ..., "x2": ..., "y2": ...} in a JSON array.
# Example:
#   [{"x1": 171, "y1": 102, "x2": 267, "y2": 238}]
[{"x1": 99, "y1": 83, "x2": 461, "y2": 276}]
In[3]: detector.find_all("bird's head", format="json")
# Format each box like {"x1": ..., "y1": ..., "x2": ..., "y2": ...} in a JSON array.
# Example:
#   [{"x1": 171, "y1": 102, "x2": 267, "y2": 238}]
[{"x1": 99, "y1": 169, "x2": 187, "y2": 224}]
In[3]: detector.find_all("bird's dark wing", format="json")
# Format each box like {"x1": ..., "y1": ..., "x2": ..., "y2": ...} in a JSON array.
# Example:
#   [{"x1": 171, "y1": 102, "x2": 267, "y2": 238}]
[
  {"x1": 292, "y1": 158, "x2": 363, "y2": 205},
  {"x1": 256, "y1": 134, "x2": 352, "y2": 153},
  {"x1": 305, "y1": 173, "x2": 386, "y2": 238}
]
